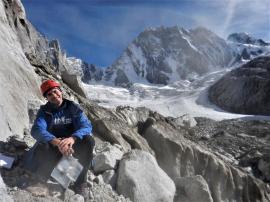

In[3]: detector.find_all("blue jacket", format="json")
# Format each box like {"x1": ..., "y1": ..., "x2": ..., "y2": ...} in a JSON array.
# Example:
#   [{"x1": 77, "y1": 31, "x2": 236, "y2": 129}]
[{"x1": 31, "y1": 99, "x2": 92, "y2": 143}]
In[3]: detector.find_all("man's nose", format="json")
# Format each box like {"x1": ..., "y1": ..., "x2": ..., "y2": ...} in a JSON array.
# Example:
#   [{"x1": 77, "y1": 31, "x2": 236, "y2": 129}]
[
  {"x1": 51, "y1": 92, "x2": 58, "y2": 97},
  {"x1": 49, "y1": 91, "x2": 58, "y2": 97}
]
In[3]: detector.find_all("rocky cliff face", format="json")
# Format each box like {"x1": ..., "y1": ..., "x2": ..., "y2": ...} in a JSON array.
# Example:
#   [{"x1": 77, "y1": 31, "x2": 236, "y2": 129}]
[
  {"x1": 4, "y1": 0, "x2": 87, "y2": 98},
  {"x1": 209, "y1": 56, "x2": 270, "y2": 115},
  {"x1": 0, "y1": 0, "x2": 89, "y2": 141},
  {"x1": 0, "y1": 0, "x2": 41, "y2": 140},
  {"x1": 3, "y1": 0, "x2": 66, "y2": 73},
  {"x1": 65, "y1": 57, "x2": 104, "y2": 84},
  {"x1": 1, "y1": 0, "x2": 270, "y2": 202},
  {"x1": 228, "y1": 33, "x2": 270, "y2": 64},
  {"x1": 228, "y1": 33, "x2": 270, "y2": 46}
]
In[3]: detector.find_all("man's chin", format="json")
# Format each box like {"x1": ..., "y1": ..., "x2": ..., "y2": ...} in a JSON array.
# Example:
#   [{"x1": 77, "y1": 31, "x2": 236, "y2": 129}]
[{"x1": 51, "y1": 99, "x2": 62, "y2": 106}]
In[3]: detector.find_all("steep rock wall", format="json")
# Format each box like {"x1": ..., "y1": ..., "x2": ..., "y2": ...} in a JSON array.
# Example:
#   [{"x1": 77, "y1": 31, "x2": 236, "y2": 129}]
[{"x1": 0, "y1": 0, "x2": 41, "y2": 140}]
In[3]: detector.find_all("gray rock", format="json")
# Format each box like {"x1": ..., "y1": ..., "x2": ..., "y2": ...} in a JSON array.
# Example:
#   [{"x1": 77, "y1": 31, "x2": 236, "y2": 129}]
[
  {"x1": 115, "y1": 106, "x2": 150, "y2": 127},
  {"x1": 117, "y1": 150, "x2": 176, "y2": 202},
  {"x1": 61, "y1": 70, "x2": 87, "y2": 98},
  {"x1": 114, "y1": 69, "x2": 131, "y2": 87},
  {"x1": 25, "y1": 182, "x2": 50, "y2": 197},
  {"x1": 209, "y1": 56, "x2": 270, "y2": 115},
  {"x1": 91, "y1": 183, "x2": 131, "y2": 202},
  {"x1": 7, "y1": 135, "x2": 28, "y2": 149},
  {"x1": 175, "y1": 114, "x2": 197, "y2": 128},
  {"x1": 94, "y1": 175, "x2": 104, "y2": 185},
  {"x1": 175, "y1": 175, "x2": 213, "y2": 202},
  {"x1": 86, "y1": 170, "x2": 96, "y2": 182},
  {"x1": 102, "y1": 170, "x2": 117, "y2": 189},
  {"x1": 228, "y1": 32, "x2": 270, "y2": 46},
  {"x1": 0, "y1": 175, "x2": 13, "y2": 202},
  {"x1": 84, "y1": 105, "x2": 154, "y2": 154},
  {"x1": 192, "y1": 117, "x2": 270, "y2": 183},
  {"x1": 68, "y1": 194, "x2": 84, "y2": 202},
  {"x1": 141, "y1": 120, "x2": 270, "y2": 202},
  {"x1": 258, "y1": 157, "x2": 270, "y2": 182},
  {"x1": 0, "y1": 0, "x2": 42, "y2": 141},
  {"x1": 64, "y1": 189, "x2": 75, "y2": 201},
  {"x1": 11, "y1": 189, "x2": 62, "y2": 202},
  {"x1": 27, "y1": 99, "x2": 44, "y2": 126},
  {"x1": 93, "y1": 143, "x2": 123, "y2": 173}
]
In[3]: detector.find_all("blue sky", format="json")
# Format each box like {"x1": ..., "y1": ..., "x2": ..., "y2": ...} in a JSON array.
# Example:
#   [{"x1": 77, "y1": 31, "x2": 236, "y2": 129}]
[{"x1": 22, "y1": 0, "x2": 270, "y2": 67}]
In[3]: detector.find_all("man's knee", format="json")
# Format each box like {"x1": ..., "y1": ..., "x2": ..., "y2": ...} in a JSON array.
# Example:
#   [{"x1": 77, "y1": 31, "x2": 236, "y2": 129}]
[
  {"x1": 23, "y1": 142, "x2": 60, "y2": 176},
  {"x1": 82, "y1": 135, "x2": 95, "y2": 149}
]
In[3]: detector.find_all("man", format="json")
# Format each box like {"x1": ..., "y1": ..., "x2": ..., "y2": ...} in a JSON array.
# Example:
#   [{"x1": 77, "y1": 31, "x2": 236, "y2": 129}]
[{"x1": 26, "y1": 79, "x2": 94, "y2": 195}]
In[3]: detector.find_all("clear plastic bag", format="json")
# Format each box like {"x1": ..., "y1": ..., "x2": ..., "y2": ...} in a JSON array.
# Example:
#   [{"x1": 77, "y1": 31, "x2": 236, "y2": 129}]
[{"x1": 51, "y1": 155, "x2": 83, "y2": 189}]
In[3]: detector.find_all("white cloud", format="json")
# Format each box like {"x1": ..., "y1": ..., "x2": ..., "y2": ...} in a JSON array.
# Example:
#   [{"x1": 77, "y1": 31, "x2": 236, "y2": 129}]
[{"x1": 189, "y1": 0, "x2": 270, "y2": 40}]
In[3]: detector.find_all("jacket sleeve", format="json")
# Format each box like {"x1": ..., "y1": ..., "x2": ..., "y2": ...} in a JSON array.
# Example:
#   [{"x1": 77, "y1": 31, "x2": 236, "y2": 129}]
[
  {"x1": 31, "y1": 109, "x2": 56, "y2": 143},
  {"x1": 72, "y1": 108, "x2": 92, "y2": 140}
]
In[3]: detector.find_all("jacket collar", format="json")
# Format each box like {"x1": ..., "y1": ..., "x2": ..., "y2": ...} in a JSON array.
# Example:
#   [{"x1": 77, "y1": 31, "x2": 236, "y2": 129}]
[{"x1": 43, "y1": 98, "x2": 69, "y2": 113}]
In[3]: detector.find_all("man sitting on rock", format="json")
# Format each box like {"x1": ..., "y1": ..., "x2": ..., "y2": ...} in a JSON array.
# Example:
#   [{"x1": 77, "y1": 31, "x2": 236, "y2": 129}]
[{"x1": 24, "y1": 79, "x2": 95, "y2": 196}]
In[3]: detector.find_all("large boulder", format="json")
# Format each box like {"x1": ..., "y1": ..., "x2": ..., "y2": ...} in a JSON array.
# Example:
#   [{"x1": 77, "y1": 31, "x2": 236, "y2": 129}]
[
  {"x1": 61, "y1": 69, "x2": 87, "y2": 98},
  {"x1": 86, "y1": 106, "x2": 154, "y2": 154},
  {"x1": 209, "y1": 56, "x2": 270, "y2": 115},
  {"x1": 175, "y1": 175, "x2": 213, "y2": 202},
  {"x1": 93, "y1": 143, "x2": 124, "y2": 173},
  {"x1": 117, "y1": 150, "x2": 176, "y2": 202},
  {"x1": 101, "y1": 170, "x2": 117, "y2": 190},
  {"x1": 141, "y1": 118, "x2": 270, "y2": 202},
  {"x1": 258, "y1": 155, "x2": 270, "y2": 182}
]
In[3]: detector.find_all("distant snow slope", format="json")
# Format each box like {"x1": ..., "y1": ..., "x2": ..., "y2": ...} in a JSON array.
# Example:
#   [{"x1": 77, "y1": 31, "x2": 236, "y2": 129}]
[{"x1": 82, "y1": 68, "x2": 270, "y2": 121}]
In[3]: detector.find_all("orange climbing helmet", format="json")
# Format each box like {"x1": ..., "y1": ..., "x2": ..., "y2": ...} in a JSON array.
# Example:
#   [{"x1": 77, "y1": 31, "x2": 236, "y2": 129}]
[{"x1": 40, "y1": 79, "x2": 60, "y2": 96}]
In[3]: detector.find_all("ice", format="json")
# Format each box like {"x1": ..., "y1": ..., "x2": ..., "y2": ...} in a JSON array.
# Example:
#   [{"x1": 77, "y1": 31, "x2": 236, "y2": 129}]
[{"x1": 82, "y1": 68, "x2": 270, "y2": 121}]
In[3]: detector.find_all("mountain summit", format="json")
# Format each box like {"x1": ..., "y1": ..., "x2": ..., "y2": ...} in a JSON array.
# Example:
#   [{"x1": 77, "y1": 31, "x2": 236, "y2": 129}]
[
  {"x1": 67, "y1": 28, "x2": 270, "y2": 88},
  {"x1": 68, "y1": 26, "x2": 234, "y2": 87},
  {"x1": 228, "y1": 32, "x2": 270, "y2": 46},
  {"x1": 106, "y1": 26, "x2": 233, "y2": 86}
]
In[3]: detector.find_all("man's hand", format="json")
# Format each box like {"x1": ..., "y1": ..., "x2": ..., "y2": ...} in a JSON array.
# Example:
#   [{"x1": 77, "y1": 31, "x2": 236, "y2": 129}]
[
  {"x1": 58, "y1": 137, "x2": 76, "y2": 156},
  {"x1": 50, "y1": 138, "x2": 62, "y2": 147}
]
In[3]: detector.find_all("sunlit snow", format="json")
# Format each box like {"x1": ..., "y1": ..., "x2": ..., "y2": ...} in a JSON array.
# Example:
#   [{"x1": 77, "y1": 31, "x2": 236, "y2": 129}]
[{"x1": 82, "y1": 68, "x2": 270, "y2": 121}]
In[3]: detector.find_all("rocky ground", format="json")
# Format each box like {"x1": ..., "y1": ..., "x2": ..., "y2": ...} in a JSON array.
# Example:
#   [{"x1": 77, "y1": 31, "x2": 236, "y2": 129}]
[
  {"x1": 0, "y1": 136, "x2": 132, "y2": 202},
  {"x1": 1, "y1": 113, "x2": 270, "y2": 202},
  {"x1": 190, "y1": 117, "x2": 270, "y2": 182}
]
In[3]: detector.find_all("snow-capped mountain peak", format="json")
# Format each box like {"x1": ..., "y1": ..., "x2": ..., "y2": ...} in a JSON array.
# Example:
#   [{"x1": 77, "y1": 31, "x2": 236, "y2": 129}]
[
  {"x1": 105, "y1": 25, "x2": 234, "y2": 86},
  {"x1": 228, "y1": 32, "x2": 269, "y2": 46},
  {"x1": 227, "y1": 33, "x2": 270, "y2": 64},
  {"x1": 65, "y1": 26, "x2": 269, "y2": 89}
]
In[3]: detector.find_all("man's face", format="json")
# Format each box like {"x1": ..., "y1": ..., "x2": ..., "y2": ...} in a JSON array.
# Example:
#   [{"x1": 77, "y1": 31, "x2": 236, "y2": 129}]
[{"x1": 46, "y1": 88, "x2": 63, "y2": 106}]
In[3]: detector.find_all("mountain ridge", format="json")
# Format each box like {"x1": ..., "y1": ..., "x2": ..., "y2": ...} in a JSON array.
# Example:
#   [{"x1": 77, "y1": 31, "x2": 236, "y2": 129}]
[{"x1": 67, "y1": 26, "x2": 270, "y2": 88}]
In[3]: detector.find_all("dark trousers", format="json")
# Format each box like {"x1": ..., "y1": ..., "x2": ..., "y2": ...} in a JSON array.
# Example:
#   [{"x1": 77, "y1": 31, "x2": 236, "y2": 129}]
[{"x1": 25, "y1": 135, "x2": 95, "y2": 185}]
